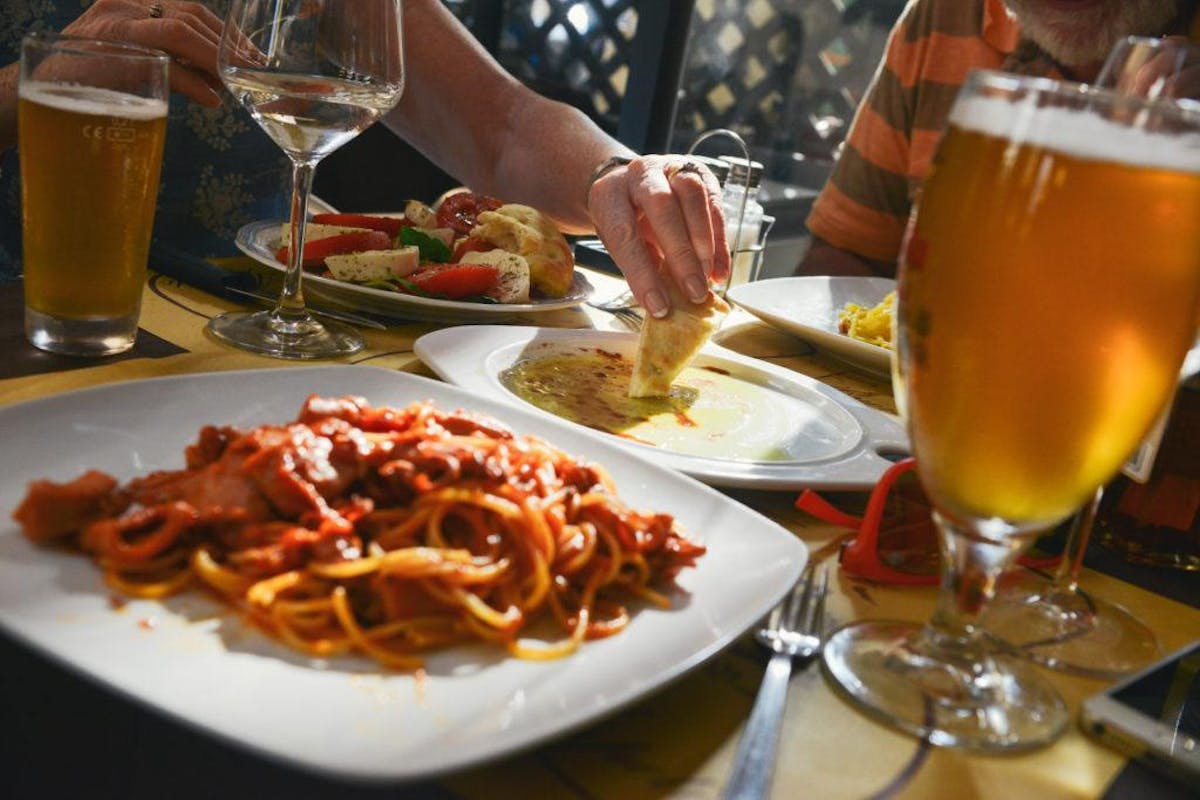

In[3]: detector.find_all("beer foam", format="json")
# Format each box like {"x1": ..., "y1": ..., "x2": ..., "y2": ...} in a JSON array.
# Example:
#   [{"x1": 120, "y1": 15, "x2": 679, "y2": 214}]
[
  {"x1": 19, "y1": 81, "x2": 167, "y2": 120},
  {"x1": 950, "y1": 93, "x2": 1200, "y2": 174}
]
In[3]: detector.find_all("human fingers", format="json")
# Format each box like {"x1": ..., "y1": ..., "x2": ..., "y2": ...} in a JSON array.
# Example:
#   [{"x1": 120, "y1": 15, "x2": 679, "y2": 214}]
[
  {"x1": 1163, "y1": 65, "x2": 1200, "y2": 101},
  {"x1": 175, "y1": 1, "x2": 225, "y2": 42},
  {"x1": 624, "y1": 156, "x2": 711, "y2": 305},
  {"x1": 125, "y1": 17, "x2": 220, "y2": 77},
  {"x1": 588, "y1": 166, "x2": 673, "y2": 317},
  {"x1": 60, "y1": 1, "x2": 224, "y2": 106},
  {"x1": 1133, "y1": 38, "x2": 1200, "y2": 99},
  {"x1": 665, "y1": 159, "x2": 730, "y2": 283},
  {"x1": 123, "y1": 17, "x2": 224, "y2": 105},
  {"x1": 65, "y1": 1, "x2": 217, "y2": 52},
  {"x1": 1160, "y1": 38, "x2": 1200, "y2": 101},
  {"x1": 168, "y1": 62, "x2": 223, "y2": 107}
]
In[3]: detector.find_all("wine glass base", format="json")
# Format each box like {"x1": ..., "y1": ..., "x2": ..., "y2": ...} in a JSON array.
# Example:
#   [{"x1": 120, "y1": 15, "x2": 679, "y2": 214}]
[
  {"x1": 207, "y1": 309, "x2": 363, "y2": 360},
  {"x1": 983, "y1": 569, "x2": 1162, "y2": 680},
  {"x1": 822, "y1": 620, "x2": 1068, "y2": 752}
]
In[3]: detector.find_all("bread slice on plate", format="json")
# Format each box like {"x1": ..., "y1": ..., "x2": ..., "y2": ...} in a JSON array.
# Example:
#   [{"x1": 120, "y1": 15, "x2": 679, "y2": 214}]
[{"x1": 628, "y1": 282, "x2": 729, "y2": 398}]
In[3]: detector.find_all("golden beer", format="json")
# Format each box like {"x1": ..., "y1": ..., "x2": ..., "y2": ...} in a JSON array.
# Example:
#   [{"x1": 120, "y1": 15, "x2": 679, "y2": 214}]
[
  {"x1": 900, "y1": 95, "x2": 1200, "y2": 526},
  {"x1": 19, "y1": 83, "x2": 167, "y2": 321}
]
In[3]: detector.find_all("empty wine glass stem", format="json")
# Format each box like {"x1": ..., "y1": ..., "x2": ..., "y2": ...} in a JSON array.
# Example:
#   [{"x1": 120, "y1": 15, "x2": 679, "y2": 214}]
[
  {"x1": 1053, "y1": 486, "x2": 1103, "y2": 594},
  {"x1": 278, "y1": 159, "x2": 318, "y2": 318}
]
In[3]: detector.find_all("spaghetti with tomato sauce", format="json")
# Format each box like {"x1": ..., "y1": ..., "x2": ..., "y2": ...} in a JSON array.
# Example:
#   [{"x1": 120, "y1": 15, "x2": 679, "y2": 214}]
[{"x1": 12, "y1": 396, "x2": 705, "y2": 669}]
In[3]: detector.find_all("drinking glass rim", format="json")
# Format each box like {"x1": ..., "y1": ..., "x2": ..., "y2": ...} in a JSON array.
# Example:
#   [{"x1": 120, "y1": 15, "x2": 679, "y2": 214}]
[
  {"x1": 1111, "y1": 33, "x2": 1199, "y2": 51},
  {"x1": 22, "y1": 31, "x2": 171, "y2": 66},
  {"x1": 964, "y1": 67, "x2": 1200, "y2": 121}
]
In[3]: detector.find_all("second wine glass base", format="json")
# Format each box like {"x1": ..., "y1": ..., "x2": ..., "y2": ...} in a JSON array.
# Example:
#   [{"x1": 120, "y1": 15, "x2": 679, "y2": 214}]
[
  {"x1": 822, "y1": 620, "x2": 1069, "y2": 752},
  {"x1": 984, "y1": 569, "x2": 1163, "y2": 681},
  {"x1": 208, "y1": 309, "x2": 364, "y2": 360}
]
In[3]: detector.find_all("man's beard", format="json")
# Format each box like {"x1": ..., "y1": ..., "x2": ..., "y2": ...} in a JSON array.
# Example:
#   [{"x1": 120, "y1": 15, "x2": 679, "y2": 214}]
[{"x1": 1003, "y1": 0, "x2": 1179, "y2": 66}]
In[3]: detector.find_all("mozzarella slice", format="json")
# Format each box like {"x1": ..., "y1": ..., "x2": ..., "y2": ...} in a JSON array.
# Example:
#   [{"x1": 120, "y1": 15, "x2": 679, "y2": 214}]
[
  {"x1": 279, "y1": 222, "x2": 372, "y2": 247},
  {"x1": 460, "y1": 249, "x2": 531, "y2": 304},
  {"x1": 325, "y1": 247, "x2": 420, "y2": 283},
  {"x1": 404, "y1": 199, "x2": 437, "y2": 228}
]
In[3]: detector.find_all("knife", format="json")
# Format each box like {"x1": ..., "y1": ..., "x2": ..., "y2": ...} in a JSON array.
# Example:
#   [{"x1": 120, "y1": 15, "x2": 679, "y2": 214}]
[{"x1": 149, "y1": 242, "x2": 388, "y2": 330}]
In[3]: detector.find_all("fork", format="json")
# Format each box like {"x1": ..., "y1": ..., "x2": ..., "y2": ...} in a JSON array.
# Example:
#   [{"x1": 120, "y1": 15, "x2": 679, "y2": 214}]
[
  {"x1": 722, "y1": 565, "x2": 828, "y2": 800},
  {"x1": 586, "y1": 289, "x2": 644, "y2": 330}
]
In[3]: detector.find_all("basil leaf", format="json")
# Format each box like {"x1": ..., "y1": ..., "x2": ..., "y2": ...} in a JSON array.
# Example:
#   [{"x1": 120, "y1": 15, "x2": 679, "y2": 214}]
[{"x1": 400, "y1": 228, "x2": 452, "y2": 263}]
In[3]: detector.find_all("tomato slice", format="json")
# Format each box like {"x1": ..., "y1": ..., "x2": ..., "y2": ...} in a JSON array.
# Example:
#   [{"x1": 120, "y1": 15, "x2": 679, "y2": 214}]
[
  {"x1": 408, "y1": 263, "x2": 499, "y2": 299},
  {"x1": 436, "y1": 192, "x2": 503, "y2": 236},
  {"x1": 451, "y1": 235, "x2": 495, "y2": 262},
  {"x1": 276, "y1": 230, "x2": 392, "y2": 268},
  {"x1": 311, "y1": 212, "x2": 409, "y2": 236}
]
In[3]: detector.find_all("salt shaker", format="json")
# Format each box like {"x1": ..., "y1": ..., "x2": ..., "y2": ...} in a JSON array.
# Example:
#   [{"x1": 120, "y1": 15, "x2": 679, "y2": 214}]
[{"x1": 718, "y1": 156, "x2": 765, "y2": 288}]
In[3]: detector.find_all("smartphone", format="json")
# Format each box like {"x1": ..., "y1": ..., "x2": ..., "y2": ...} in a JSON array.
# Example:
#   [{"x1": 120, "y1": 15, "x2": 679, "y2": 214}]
[{"x1": 1081, "y1": 640, "x2": 1200, "y2": 787}]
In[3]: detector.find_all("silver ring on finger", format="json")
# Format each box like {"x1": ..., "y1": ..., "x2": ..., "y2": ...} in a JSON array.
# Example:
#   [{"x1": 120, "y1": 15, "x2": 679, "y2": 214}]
[
  {"x1": 148, "y1": 3, "x2": 165, "y2": 18},
  {"x1": 665, "y1": 160, "x2": 704, "y2": 181}
]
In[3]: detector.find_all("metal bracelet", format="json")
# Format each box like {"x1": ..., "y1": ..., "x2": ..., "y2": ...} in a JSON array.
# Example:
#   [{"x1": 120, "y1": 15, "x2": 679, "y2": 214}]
[{"x1": 585, "y1": 155, "x2": 634, "y2": 207}]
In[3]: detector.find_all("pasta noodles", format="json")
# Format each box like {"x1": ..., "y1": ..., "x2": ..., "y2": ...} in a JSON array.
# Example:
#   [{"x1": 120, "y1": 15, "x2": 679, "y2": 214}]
[
  {"x1": 12, "y1": 396, "x2": 705, "y2": 669},
  {"x1": 837, "y1": 291, "x2": 895, "y2": 349}
]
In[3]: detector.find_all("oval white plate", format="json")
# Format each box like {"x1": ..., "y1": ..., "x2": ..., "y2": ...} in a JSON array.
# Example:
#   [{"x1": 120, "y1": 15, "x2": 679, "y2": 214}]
[
  {"x1": 0, "y1": 366, "x2": 804, "y2": 782},
  {"x1": 235, "y1": 220, "x2": 594, "y2": 322},
  {"x1": 415, "y1": 326, "x2": 909, "y2": 490},
  {"x1": 728, "y1": 276, "x2": 895, "y2": 378}
]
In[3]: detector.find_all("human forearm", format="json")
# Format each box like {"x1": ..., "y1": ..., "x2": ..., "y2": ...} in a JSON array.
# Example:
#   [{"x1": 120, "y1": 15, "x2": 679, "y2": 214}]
[
  {"x1": 389, "y1": 0, "x2": 727, "y2": 314},
  {"x1": 384, "y1": 0, "x2": 627, "y2": 233},
  {"x1": 490, "y1": 93, "x2": 631, "y2": 233}
]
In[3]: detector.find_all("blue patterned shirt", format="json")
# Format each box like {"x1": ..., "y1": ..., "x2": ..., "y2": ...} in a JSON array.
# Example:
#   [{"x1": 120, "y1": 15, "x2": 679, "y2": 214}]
[{"x1": 0, "y1": 0, "x2": 290, "y2": 281}]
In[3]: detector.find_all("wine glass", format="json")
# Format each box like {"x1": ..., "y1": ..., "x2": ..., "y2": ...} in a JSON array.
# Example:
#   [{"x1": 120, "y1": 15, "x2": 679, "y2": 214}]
[
  {"x1": 209, "y1": 0, "x2": 405, "y2": 359},
  {"x1": 822, "y1": 71, "x2": 1200, "y2": 750},
  {"x1": 1096, "y1": 35, "x2": 1200, "y2": 105},
  {"x1": 979, "y1": 36, "x2": 1200, "y2": 681},
  {"x1": 980, "y1": 488, "x2": 1162, "y2": 679}
]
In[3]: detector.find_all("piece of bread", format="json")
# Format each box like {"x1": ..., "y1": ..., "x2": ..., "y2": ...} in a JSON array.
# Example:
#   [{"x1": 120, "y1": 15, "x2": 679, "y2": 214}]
[
  {"x1": 628, "y1": 283, "x2": 730, "y2": 398},
  {"x1": 469, "y1": 204, "x2": 574, "y2": 298},
  {"x1": 460, "y1": 249, "x2": 531, "y2": 304}
]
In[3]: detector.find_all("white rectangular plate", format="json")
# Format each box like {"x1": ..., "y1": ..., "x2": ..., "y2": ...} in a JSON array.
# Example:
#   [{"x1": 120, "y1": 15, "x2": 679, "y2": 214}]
[
  {"x1": 415, "y1": 326, "x2": 908, "y2": 490},
  {"x1": 0, "y1": 366, "x2": 805, "y2": 782},
  {"x1": 728, "y1": 276, "x2": 896, "y2": 378}
]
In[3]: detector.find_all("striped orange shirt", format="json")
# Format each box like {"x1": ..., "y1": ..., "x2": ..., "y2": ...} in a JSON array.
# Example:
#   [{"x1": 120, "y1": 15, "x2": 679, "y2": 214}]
[{"x1": 806, "y1": 0, "x2": 1200, "y2": 269}]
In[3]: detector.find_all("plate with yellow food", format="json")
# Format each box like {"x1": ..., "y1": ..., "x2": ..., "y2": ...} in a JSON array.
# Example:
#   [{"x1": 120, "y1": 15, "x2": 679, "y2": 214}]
[
  {"x1": 415, "y1": 325, "x2": 908, "y2": 490},
  {"x1": 235, "y1": 192, "x2": 593, "y2": 322},
  {"x1": 726, "y1": 276, "x2": 896, "y2": 378}
]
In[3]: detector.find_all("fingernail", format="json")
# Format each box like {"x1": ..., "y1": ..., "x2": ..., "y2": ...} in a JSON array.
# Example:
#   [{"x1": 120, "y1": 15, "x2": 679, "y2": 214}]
[
  {"x1": 644, "y1": 290, "x2": 668, "y2": 318},
  {"x1": 684, "y1": 275, "x2": 708, "y2": 303}
]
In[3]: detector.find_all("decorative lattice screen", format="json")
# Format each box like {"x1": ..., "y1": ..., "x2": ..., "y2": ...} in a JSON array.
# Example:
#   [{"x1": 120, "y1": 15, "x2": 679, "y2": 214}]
[
  {"x1": 673, "y1": 0, "x2": 902, "y2": 161},
  {"x1": 443, "y1": 0, "x2": 903, "y2": 167}
]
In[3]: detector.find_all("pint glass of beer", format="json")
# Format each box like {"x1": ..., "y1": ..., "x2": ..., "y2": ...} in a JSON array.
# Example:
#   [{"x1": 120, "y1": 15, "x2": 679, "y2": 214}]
[
  {"x1": 822, "y1": 72, "x2": 1200, "y2": 750},
  {"x1": 18, "y1": 34, "x2": 169, "y2": 356}
]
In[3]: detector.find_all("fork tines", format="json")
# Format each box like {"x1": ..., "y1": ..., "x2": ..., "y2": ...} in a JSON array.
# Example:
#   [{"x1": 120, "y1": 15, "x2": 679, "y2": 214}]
[{"x1": 767, "y1": 564, "x2": 827, "y2": 652}]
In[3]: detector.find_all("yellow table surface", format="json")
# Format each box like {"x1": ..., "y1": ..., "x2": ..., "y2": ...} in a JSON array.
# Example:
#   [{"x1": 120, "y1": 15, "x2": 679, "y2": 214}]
[{"x1": 2, "y1": 263, "x2": 1195, "y2": 800}]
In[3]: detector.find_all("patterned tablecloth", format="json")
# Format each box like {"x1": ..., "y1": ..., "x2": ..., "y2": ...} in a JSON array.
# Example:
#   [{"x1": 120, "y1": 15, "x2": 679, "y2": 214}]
[{"x1": 0, "y1": 263, "x2": 1195, "y2": 800}]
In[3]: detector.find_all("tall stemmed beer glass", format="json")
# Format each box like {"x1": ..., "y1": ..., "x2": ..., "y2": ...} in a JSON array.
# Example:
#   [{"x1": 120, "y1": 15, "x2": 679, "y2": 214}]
[
  {"x1": 210, "y1": 0, "x2": 405, "y2": 359},
  {"x1": 981, "y1": 37, "x2": 1200, "y2": 680},
  {"x1": 822, "y1": 71, "x2": 1200, "y2": 750}
]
